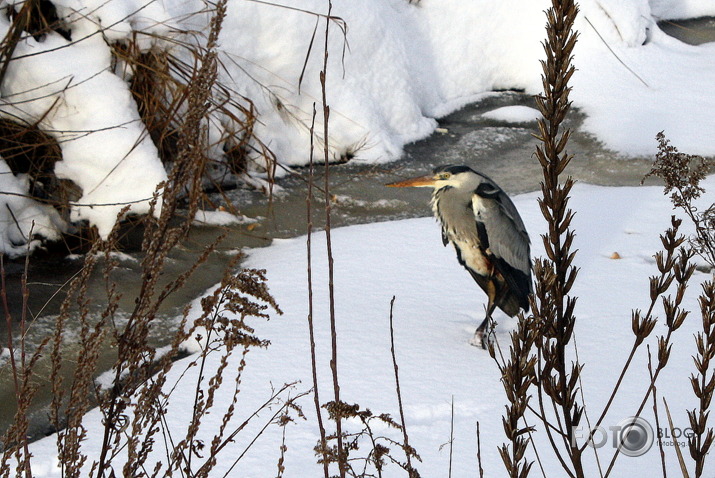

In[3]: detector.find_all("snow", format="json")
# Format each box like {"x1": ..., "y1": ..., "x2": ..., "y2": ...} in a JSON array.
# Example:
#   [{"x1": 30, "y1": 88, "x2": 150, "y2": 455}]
[
  {"x1": 1, "y1": 0, "x2": 715, "y2": 253},
  {"x1": 572, "y1": 9, "x2": 715, "y2": 157},
  {"x1": 0, "y1": 0, "x2": 170, "y2": 239},
  {"x1": 482, "y1": 105, "x2": 541, "y2": 124},
  {"x1": 193, "y1": 209, "x2": 258, "y2": 226},
  {"x1": 650, "y1": 0, "x2": 715, "y2": 20},
  {"x1": 27, "y1": 176, "x2": 715, "y2": 477},
  {"x1": 205, "y1": 0, "x2": 715, "y2": 166}
]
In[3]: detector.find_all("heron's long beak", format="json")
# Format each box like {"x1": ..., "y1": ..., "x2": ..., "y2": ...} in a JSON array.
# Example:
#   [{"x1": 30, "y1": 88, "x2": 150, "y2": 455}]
[{"x1": 386, "y1": 175, "x2": 436, "y2": 188}]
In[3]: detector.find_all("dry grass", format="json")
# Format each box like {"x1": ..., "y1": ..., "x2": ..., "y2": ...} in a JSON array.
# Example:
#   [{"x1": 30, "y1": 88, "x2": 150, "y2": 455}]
[
  {"x1": 0, "y1": 1, "x2": 303, "y2": 476},
  {"x1": 1, "y1": 1, "x2": 422, "y2": 477},
  {"x1": 645, "y1": 133, "x2": 715, "y2": 478}
]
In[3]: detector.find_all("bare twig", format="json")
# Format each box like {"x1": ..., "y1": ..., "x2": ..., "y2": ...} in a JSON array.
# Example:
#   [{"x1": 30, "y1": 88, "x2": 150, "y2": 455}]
[
  {"x1": 603, "y1": 219, "x2": 694, "y2": 476},
  {"x1": 664, "y1": 398, "x2": 691, "y2": 478},
  {"x1": 318, "y1": 1, "x2": 346, "y2": 476},
  {"x1": 307, "y1": 102, "x2": 330, "y2": 478},
  {"x1": 582, "y1": 16, "x2": 649, "y2": 88},
  {"x1": 647, "y1": 346, "x2": 668, "y2": 478},
  {"x1": 448, "y1": 396, "x2": 454, "y2": 478},
  {"x1": 476, "y1": 421, "x2": 484, "y2": 478},
  {"x1": 388, "y1": 296, "x2": 418, "y2": 477}
]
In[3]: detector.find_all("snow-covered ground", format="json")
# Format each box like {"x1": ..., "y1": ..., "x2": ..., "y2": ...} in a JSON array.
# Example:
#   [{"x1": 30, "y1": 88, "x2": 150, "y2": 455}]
[
  {"x1": 27, "y1": 175, "x2": 715, "y2": 476},
  {"x1": 1, "y1": 0, "x2": 715, "y2": 254}
]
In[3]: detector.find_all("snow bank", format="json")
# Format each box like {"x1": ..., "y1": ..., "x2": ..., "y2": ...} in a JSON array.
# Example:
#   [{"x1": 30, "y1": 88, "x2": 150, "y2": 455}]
[
  {"x1": 0, "y1": 0, "x2": 170, "y2": 239},
  {"x1": 2, "y1": 0, "x2": 715, "y2": 252},
  {"x1": 27, "y1": 177, "x2": 715, "y2": 476},
  {"x1": 573, "y1": 1, "x2": 715, "y2": 156},
  {"x1": 209, "y1": 0, "x2": 715, "y2": 168},
  {"x1": 649, "y1": 0, "x2": 715, "y2": 20}
]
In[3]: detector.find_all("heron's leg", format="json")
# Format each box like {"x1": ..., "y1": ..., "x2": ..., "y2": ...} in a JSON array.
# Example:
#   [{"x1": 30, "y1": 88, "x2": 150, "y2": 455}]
[{"x1": 470, "y1": 281, "x2": 498, "y2": 349}]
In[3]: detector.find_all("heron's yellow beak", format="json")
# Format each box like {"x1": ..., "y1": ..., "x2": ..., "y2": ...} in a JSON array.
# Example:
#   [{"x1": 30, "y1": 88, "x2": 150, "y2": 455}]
[{"x1": 386, "y1": 175, "x2": 436, "y2": 188}]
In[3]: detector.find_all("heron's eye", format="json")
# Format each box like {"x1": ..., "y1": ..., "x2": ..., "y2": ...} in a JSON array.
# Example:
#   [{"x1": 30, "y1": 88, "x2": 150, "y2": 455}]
[{"x1": 437, "y1": 172, "x2": 451, "y2": 180}]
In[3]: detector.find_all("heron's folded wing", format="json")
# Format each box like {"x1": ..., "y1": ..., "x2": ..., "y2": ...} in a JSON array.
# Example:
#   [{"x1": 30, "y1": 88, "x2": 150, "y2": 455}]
[{"x1": 472, "y1": 187, "x2": 532, "y2": 293}]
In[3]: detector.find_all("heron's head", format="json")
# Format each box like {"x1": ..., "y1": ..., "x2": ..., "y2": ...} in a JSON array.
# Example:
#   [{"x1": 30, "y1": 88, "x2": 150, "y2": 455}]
[{"x1": 387, "y1": 165, "x2": 479, "y2": 191}]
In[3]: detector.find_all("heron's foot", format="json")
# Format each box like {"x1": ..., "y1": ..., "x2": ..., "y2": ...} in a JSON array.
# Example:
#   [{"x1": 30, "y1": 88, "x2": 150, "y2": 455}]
[
  {"x1": 469, "y1": 329, "x2": 491, "y2": 349},
  {"x1": 470, "y1": 317, "x2": 495, "y2": 350}
]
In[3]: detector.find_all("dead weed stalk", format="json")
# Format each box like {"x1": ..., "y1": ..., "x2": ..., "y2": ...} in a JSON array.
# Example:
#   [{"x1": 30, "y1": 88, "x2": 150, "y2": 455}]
[
  {"x1": 306, "y1": 3, "x2": 420, "y2": 477},
  {"x1": 645, "y1": 132, "x2": 715, "y2": 477},
  {"x1": 496, "y1": 3, "x2": 706, "y2": 478}
]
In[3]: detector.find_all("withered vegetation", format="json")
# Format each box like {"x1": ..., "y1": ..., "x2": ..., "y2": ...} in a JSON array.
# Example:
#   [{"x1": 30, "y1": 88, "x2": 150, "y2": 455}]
[
  {"x1": 0, "y1": 1, "x2": 304, "y2": 477},
  {"x1": 492, "y1": 1, "x2": 714, "y2": 478}
]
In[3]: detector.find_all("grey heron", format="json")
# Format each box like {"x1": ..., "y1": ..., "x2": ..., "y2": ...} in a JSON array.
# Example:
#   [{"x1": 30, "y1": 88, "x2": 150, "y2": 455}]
[{"x1": 388, "y1": 165, "x2": 532, "y2": 348}]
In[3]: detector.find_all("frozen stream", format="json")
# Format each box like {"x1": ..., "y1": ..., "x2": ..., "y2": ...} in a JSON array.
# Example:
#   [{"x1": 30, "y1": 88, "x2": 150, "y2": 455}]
[
  {"x1": 0, "y1": 92, "x2": 659, "y2": 441},
  {"x1": 1, "y1": 15, "x2": 713, "y2": 445}
]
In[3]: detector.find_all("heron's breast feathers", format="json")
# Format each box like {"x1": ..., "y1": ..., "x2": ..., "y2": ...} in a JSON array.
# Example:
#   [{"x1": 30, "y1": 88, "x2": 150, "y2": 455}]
[{"x1": 450, "y1": 237, "x2": 493, "y2": 277}]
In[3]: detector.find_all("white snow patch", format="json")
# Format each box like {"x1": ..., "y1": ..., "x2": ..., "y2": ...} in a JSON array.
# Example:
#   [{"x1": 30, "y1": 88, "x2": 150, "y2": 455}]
[
  {"x1": 482, "y1": 105, "x2": 541, "y2": 123},
  {"x1": 193, "y1": 209, "x2": 257, "y2": 227},
  {"x1": 0, "y1": 1, "x2": 170, "y2": 239},
  {"x1": 0, "y1": 159, "x2": 66, "y2": 257},
  {"x1": 649, "y1": 0, "x2": 715, "y2": 20}
]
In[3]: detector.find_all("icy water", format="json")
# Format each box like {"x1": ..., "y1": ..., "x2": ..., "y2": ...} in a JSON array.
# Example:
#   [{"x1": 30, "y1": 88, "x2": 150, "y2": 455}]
[{"x1": 1, "y1": 17, "x2": 713, "y2": 444}]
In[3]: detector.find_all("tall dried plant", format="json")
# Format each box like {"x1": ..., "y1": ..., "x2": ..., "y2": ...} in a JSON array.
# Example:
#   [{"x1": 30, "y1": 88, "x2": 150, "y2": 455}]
[
  {"x1": 496, "y1": 2, "x2": 707, "y2": 477},
  {"x1": 645, "y1": 133, "x2": 715, "y2": 478},
  {"x1": 0, "y1": 251, "x2": 40, "y2": 478},
  {"x1": 318, "y1": 2, "x2": 347, "y2": 476},
  {"x1": 645, "y1": 132, "x2": 714, "y2": 269},
  {"x1": 495, "y1": 3, "x2": 715, "y2": 473},
  {"x1": 496, "y1": 0, "x2": 582, "y2": 476},
  {"x1": 302, "y1": 3, "x2": 420, "y2": 476},
  {"x1": 91, "y1": 2, "x2": 229, "y2": 469},
  {"x1": 690, "y1": 281, "x2": 715, "y2": 478},
  {"x1": 531, "y1": 0, "x2": 584, "y2": 467}
]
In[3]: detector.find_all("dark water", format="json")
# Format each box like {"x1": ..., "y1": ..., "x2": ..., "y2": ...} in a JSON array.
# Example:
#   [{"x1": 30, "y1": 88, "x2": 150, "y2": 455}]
[
  {"x1": 1, "y1": 16, "x2": 712, "y2": 444},
  {"x1": 659, "y1": 16, "x2": 715, "y2": 45}
]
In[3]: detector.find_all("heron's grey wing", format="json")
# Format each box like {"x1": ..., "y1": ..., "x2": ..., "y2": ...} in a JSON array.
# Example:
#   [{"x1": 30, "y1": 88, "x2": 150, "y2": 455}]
[{"x1": 472, "y1": 184, "x2": 531, "y2": 283}]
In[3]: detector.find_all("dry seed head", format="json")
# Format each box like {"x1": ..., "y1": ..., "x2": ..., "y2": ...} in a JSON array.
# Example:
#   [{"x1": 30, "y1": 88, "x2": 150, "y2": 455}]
[{"x1": 658, "y1": 336, "x2": 672, "y2": 367}]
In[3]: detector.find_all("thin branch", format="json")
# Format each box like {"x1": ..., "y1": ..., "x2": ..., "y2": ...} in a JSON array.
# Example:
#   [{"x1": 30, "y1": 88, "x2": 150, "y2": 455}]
[
  {"x1": 307, "y1": 102, "x2": 330, "y2": 478},
  {"x1": 583, "y1": 16, "x2": 649, "y2": 88},
  {"x1": 319, "y1": 1, "x2": 345, "y2": 477},
  {"x1": 389, "y1": 296, "x2": 417, "y2": 477}
]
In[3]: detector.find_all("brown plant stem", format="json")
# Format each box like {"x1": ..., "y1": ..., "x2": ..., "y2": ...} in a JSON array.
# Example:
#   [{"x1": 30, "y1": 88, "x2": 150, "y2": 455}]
[
  {"x1": 319, "y1": 1, "x2": 345, "y2": 477},
  {"x1": 95, "y1": 2, "x2": 227, "y2": 475},
  {"x1": 389, "y1": 296, "x2": 417, "y2": 477},
  {"x1": 1, "y1": 255, "x2": 32, "y2": 478},
  {"x1": 530, "y1": 0, "x2": 583, "y2": 476},
  {"x1": 582, "y1": 223, "x2": 681, "y2": 452},
  {"x1": 647, "y1": 346, "x2": 668, "y2": 478},
  {"x1": 307, "y1": 103, "x2": 330, "y2": 477},
  {"x1": 689, "y1": 280, "x2": 715, "y2": 478},
  {"x1": 604, "y1": 228, "x2": 694, "y2": 476}
]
